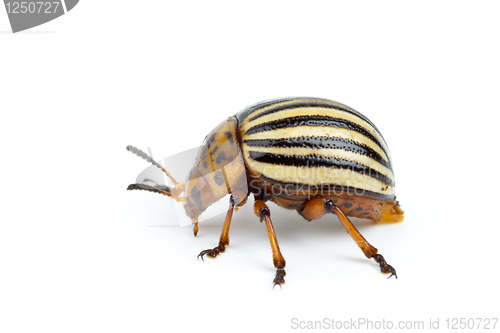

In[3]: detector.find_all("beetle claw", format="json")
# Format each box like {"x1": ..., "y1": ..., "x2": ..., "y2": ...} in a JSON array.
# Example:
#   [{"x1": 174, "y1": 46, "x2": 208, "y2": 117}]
[
  {"x1": 197, "y1": 245, "x2": 225, "y2": 261},
  {"x1": 384, "y1": 265, "x2": 397, "y2": 279},
  {"x1": 272, "y1": 268, "x2": 286, "y2": 288}
]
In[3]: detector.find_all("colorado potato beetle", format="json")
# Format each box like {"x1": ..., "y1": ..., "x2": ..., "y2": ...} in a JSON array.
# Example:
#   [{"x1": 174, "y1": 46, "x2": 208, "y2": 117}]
[{"x1": 127, "y1": 97, "x2": 404, "y2": 286}]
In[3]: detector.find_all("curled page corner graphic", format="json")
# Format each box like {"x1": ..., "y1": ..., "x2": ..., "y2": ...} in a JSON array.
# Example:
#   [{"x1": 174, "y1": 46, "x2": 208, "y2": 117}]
[
  {"x1": 3, "y1": 0, "x2": 79, "y2": 33},
  {"x1": 65, "y1": 0, "x2": 78, "y2": 11}
]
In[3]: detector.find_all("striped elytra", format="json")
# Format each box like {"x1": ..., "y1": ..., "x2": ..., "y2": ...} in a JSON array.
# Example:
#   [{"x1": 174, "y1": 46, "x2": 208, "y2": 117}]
[
  {"x1": 127, "y1": 97, "x2": 404, "y2": 286},
  {"x1": 234, "y1": 97, "x2": 401, "y2": 221}
]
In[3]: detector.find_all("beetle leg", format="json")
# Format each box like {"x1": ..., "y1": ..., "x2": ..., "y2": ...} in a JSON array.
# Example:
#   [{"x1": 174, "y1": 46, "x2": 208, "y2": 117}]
[
  {"x1": 197, "y1": 195, "x2": 236, "y2": 261},
  {"x1": 324, "y1": 199, "x2": 397, "y2": 279},
  {"x1": 254, "y1": 200, "x2": 286, "y2": 288}
]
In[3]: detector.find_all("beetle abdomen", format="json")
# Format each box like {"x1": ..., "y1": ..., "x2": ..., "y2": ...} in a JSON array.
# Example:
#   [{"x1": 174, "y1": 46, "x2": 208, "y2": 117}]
[{"x1": 236, "y1": 97, "x2": 396, "y2": 201}]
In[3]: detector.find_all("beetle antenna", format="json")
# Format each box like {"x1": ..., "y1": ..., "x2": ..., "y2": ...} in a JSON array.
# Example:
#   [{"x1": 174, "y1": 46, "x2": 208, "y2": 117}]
[
  {"x1": 126, "y1": 145, "x2": 183, "y2": 189},
  {"x1": 127, "y1": 183, "x2": 186, "y2": 202},
  {"x1": 127, "y1": 183, "x2": 170, "y2": 195}
]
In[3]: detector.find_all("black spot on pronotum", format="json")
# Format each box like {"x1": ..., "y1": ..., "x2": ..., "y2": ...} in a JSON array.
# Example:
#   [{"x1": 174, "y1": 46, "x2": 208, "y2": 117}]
[
  {"x1": 214, "y1": 171, "x2": 225, "y2": 186},
  {"x1": 191, "y1": 187, "x2": 202, "y2": 207},
  {"x1": 216, "y1": 152, "x2": 227, "y2": 164},
  {"x1": 207, "y1": 133, "x2": 217, "y2": 144},
  {"x1": 200, "y1": 133, "x2": 217, "y2": 159},
  {"x1": 344, "y1": 202, "x2": 353, "y2": 208},
  {"x1": 225, "y1": 131, "x2": 234, "y2": 144},
  {"x1": 212, "y1": 146, "x2": 218, "y2": 155},
  {"x1": 355, "y1": 207, "x2": 363, "y2": 211}
]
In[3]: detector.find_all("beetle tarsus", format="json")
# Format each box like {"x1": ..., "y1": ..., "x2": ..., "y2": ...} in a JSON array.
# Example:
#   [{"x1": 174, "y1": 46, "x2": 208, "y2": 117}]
[
  {"x1": 197, "y1": 245, "x2": 225, "y2": 261},
  {"x1": 273, "y1": 268, "x2": 286, "y2": 288},
  {"x1": 372, "y1": 254, "x2": 397, "y2": 279}
]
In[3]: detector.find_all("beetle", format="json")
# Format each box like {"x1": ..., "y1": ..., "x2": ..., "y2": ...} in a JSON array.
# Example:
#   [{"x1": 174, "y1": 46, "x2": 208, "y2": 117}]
[{"x1": 127, "y1": 97, "x2": 404, "y2": 286}]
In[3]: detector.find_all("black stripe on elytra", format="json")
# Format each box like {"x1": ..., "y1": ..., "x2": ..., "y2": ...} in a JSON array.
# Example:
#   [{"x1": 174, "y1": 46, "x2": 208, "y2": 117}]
[
  {"x1": 245, "y1": 115, "x2": 389, "y2": 161},
  {"x1": 235, "y1": 98, "x2": 295, "y2": 123},
  {"x1": 258, "y1": 175, "x2": 395, "y2": 201},
  {"x1": 249, "y1": 151, "x2": 394, "y2": 187},
  {"x1": 243, "y1": 136, "x2": 392, "y2": 171},
  {"x1": 246, "y1": 100, "x2": 383, "y2": 139}
]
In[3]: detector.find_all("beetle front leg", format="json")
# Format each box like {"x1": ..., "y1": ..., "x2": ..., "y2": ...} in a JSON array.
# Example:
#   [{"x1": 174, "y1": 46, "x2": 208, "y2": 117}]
[
  {"x1": 324, "y1": 199, "x2": 397, "y2": 279},
  {"x1": 197, "y1": 195, "x2": 235, "y2": 261},
  {"x1": 254, "y1": 200, "x2": 286, "y2": 288}
]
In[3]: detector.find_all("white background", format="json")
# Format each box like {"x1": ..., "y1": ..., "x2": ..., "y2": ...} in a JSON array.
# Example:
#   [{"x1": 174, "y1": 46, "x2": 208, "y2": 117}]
[{"x1": 1, "y1": 1, "x2": 500, "y2": 332}]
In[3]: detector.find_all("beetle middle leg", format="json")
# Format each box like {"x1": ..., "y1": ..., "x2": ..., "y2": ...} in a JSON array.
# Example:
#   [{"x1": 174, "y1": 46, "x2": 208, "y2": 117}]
[
  {"x1": 323, "y1": 199, "x2": 397, "y2": 278},
  {"x1": 197, "y1": 195, "x2": 236, "y2": 261},
  {"x1": 254, "y1": 200, "x2": 286, "y2": 287}
]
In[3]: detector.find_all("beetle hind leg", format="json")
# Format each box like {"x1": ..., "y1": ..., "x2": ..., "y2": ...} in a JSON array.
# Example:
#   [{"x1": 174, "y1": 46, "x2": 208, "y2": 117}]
[
  {"x1": 197, "y1": 195, "x2": 235, "y2": 261},
  {"x1": 323, "y1": 199, "x2": 397, "y2": 278}
]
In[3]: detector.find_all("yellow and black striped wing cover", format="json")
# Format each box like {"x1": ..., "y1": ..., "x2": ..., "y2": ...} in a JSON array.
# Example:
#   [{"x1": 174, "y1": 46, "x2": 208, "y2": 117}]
[{"x1": 236, "y1": 97, "x2": 395, "y2": 201}]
